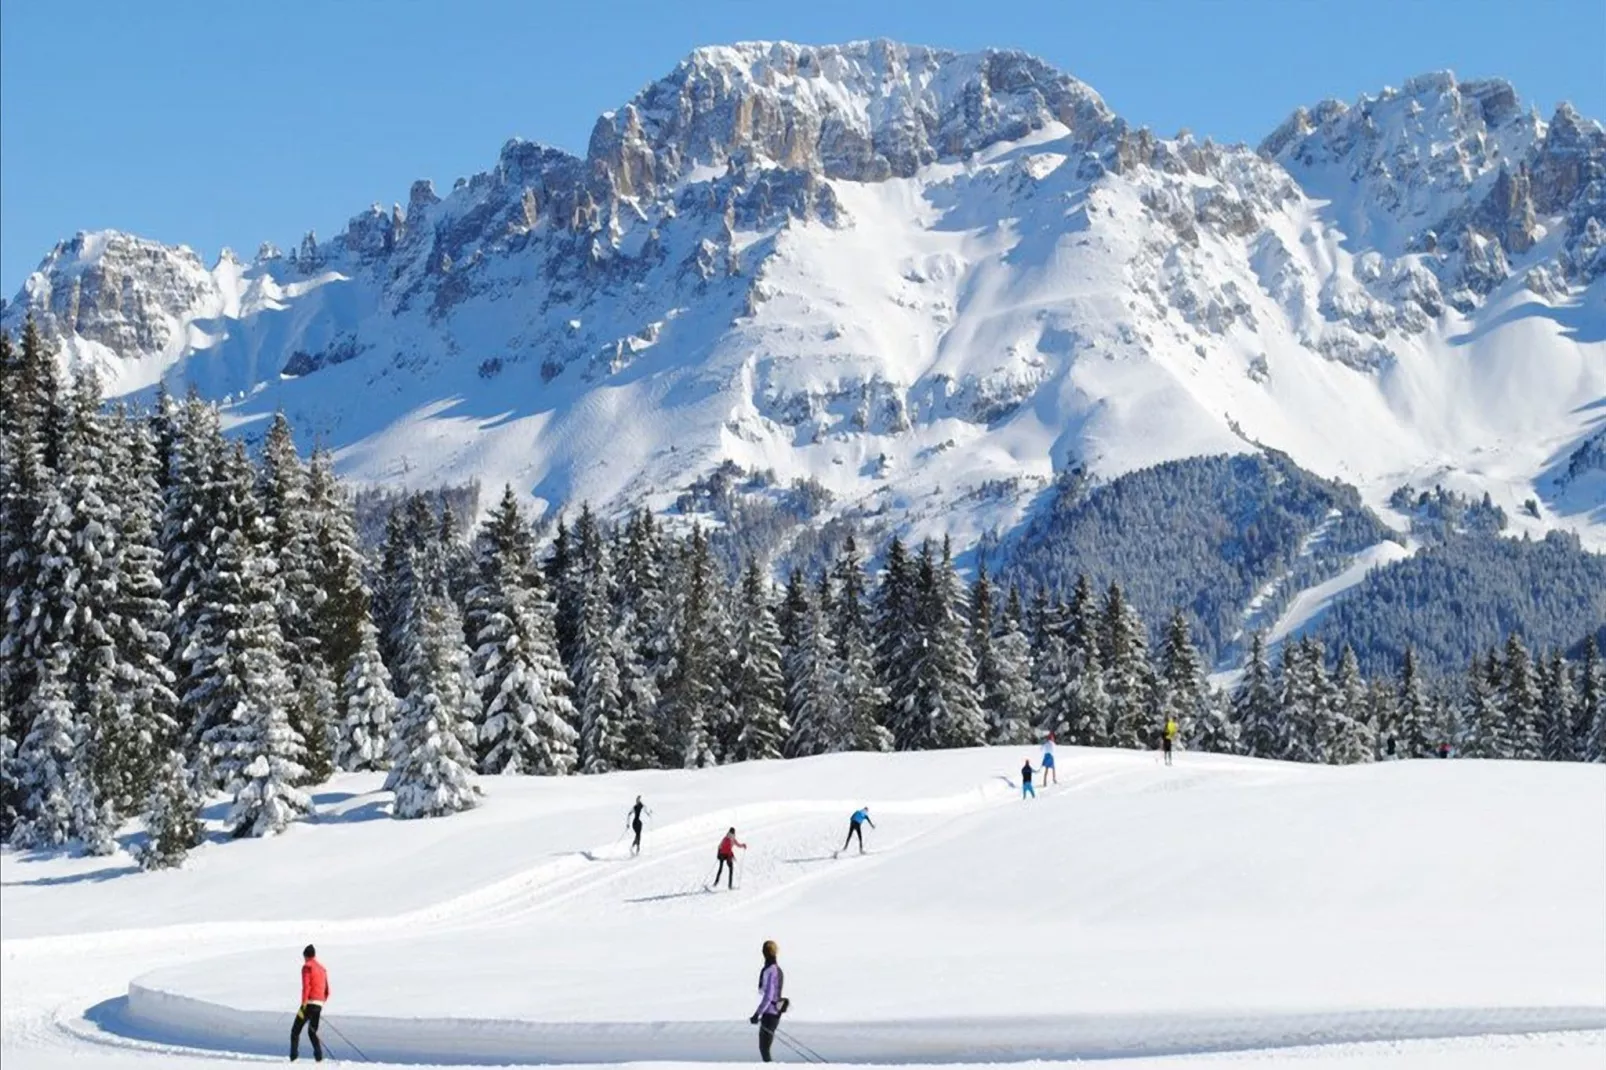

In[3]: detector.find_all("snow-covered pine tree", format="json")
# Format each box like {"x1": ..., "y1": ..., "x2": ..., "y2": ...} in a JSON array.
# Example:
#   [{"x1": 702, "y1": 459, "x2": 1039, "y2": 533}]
[
  {"x1": 730, "y1": 562, "x2": 789, "y2": 762},
  {"x1": 898, "y1": 539, "x2": 987, "y2": 751},
  {"x1": 160, "y1": 392, "x2": 228, "y2": 698},
  {"x1": 874, "y1": 537, "x2": 921, "y2": 742},
  {"x1": 469, "y1": 487, "x2": 578, "y2": 776},
  {"x1": 784, "y1": 583, "x2": 838, "y2": 758},
  {"x1": 613, "y1": 509, "x2": 670, "y2": 760},
  {"x1": 658, "y1": 527, "x2": 723, "y2": 768},
  {"x1": 1232, "y1": 632, "x2": 1282, "y2": 758},
  {"x1": 1160, "y1": 610, "x2": 1233, "y2": 754},
  {"x1": 1065, "y1": 573, "x2": 1101, "y2": 679},
  {"x1": 11, "y1": 647, "x2": 79, "y2": 848},
  {"x1": 1499, "y1": 634, "x2": 1543, "y2": 759},
  {"x1": 1539, "y1": 650, "x2": 1578, "y2": 762},
  {"x1": 1578, "y1": 637, "x2": 1605, "y2": 763},
  {"x1": 829, "y1": 539, "x2": 893, "y2": 753},
  {"x1": 1367, "y1": 676, "x2": 1401, "y2": 759},
  {"x1": 571, "y1": 534, "x2": 633, "y2": 773},
  {"x1": 306, "y1": 449, "x2": 372, "y2": 722},
  {"x1": 1275, "y1": 641, "x2": 1317, "y2": 762},
  {"x1": 1458, "y1": 652, "x2": 1505, "y2": 759},
  {"x1": 1326, "y1": 644, "x2": 1376, "y2": 764},
  {"x1": 386, "y1": 588, "x2": 481, "y2": 818},
  {"x1": 135, "y1": 749, "x2": 201, "y2": 870},
  {"x1": 1031, "y1": 609, "x2": 1074, "y2": 739},
  {"x1": 1099, "y1": 583, "x2": 1153, "y2": 750},
  {"x1": 983, "y1": 587, "x2": 1038, "y2": 745},
  {"x1": 1395, "y1": 646, "x2": 1436, "y2": 758},
  {"x1": 336, "y1": 617, "x2": 397, "y2": 771},
  {"x1": 104, "y1": 409, "x2": 181, "y2": 811}
]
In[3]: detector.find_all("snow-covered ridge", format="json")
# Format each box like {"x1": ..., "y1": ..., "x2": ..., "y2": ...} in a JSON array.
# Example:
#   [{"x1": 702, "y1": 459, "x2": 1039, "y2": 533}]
[{"x1": 4, "y1": 45, "x2": 1603, "y2": 555}]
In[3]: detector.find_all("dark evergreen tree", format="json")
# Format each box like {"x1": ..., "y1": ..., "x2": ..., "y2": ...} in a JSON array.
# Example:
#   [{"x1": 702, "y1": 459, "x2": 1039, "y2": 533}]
[
  {"x1": 731, "y1": 562, "x2": 789, "y2": 762},
  {"x1": 1498, "y1": 634, "x2": 1543, "y2": 759},
  {"x1": 1099, "y1": 582, "x2": 1152, "y2": 749},
  {"x1": 1395, "y1": 646, "x2": 1436, "y2": 758},
  {"x1": 135, "y1": 749, "x2": 201, "y2": 870},
  {"x1": 1538, "y1": 650, "x2": 1578, "y2": 762},
  {"x1": 1578, "y1": 637, "x2": 1605, "y2": 763},
  {"x1": 1232, "y1": 632, "x2": 1282, "y2": 758}
]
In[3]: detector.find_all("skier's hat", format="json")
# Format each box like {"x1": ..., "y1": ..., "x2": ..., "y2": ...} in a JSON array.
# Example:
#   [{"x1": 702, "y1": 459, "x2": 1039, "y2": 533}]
[{"x1": 303, "y1": 944, "x2": 316, "y2": 959}]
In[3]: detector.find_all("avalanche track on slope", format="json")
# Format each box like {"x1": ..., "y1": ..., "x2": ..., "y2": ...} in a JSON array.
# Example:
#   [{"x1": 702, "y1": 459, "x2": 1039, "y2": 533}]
[{"x1": 3, "y1": 750, "x2": 1604, "y2": 1066}]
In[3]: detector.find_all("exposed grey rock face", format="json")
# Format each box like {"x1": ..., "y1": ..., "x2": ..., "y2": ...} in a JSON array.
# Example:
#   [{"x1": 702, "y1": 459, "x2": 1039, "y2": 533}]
[
  {"x1": 1267, "y1": 72, "x2": 1606, "y2": 294},
  {"x1": 19, "y1": 231, "x2": 222, "y2": 358}
]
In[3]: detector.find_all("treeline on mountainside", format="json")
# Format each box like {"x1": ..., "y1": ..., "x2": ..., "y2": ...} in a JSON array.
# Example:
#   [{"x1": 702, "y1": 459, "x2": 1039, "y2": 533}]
[
  {"x1": 3, "y1": 320, "x2": 1604, "y2": 869},
  {"x1": 997, "y1": 454, "x2": 1395, "y2": 666}
]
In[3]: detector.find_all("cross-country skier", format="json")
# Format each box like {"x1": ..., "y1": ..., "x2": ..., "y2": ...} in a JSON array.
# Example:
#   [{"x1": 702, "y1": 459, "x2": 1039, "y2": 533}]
[
  {"x1": 750, "y1": 939, "x2": 789, "y2": 1062},
  {"x1": 628, "y1": 795, "x2": 652, "y2": 855},
  {"x1": 714, "y1": 827, "x2": 746, "y2": 889},
  {"x1": 1041, "y1": 732, "x2": 1058, "y2": 785},
  {"x1": 1020, "y1": 758, "x2": 1036, "y2": 799},
  {"x1": 837, "y1": 807, "x2": 875, "y2": 856},
  {"x1": 1162, "y1": 717, "x2": 1178, "y2": 766},
  {"x1": 1437, "y1": 741, "x2": 1450, "y2": 759},
  {"x1": 290, "y1": 944, "x2": 329, "y2": 1062}
]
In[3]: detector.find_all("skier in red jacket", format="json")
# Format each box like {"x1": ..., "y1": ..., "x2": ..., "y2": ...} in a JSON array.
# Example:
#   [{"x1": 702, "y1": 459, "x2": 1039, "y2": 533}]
[
  {"x1": 713, "y1": 827, "x2": 746, "y2": 889},
  {"x1": 291, "y1": 944, "x2": 329, "y2": 1062}
]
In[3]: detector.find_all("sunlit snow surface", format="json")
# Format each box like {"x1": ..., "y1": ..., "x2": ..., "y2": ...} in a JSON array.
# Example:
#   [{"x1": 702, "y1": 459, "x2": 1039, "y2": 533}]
[{"x1": 4, "y1": 749, "x2": 1604, "y2": 1067}]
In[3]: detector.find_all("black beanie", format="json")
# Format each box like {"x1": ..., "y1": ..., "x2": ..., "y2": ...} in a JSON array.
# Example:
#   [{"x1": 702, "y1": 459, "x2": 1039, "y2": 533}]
[{"x1": 303, "y1": 944, "x2": 316, "y2": 959}]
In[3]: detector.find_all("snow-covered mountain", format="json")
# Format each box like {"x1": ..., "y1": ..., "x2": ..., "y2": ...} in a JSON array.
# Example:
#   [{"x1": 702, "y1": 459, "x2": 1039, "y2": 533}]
[{"x1": 7, "y1": 41, "x2": 1604, "y2": 549}]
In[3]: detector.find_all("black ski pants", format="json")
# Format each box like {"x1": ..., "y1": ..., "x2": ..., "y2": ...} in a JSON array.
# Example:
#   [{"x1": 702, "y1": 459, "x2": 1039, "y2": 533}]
[
  {"x1": 758, "y1": 1012, "x2": 781, "y2": 1061},
  {"x1": 716, "y1": 855, "x2": 736, "y2": 888},
  {"x1": 842, "y1": 822, "x2": 864, "y2": 853},
  {"x1": 631, "y1": 820, "x2": 643, "y2": 853},
  {"x1": 290, "y1": 1003, "x2": 322, "y2": 1061}
]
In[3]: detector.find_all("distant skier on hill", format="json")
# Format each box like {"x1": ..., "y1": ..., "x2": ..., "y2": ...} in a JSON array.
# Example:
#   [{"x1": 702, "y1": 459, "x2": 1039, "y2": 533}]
[
  {"x1": 749, "y1": 939, "x2": 789, "y2": 1062},
  {"x1": 1162, "y1": 717, "x2": 1179, "y2": 766},
  {"x1": 290, "y1": 944, "x2": 328, "y2": 1062},
  {"x1": 1020, "y1": 759, "x2": 1036, "y2": 799},
  {"x1": 714, "y1": 827, "x2": 746, "y2": 889},
  {"x1": 836, "y1": 807, "x2": 875, "y2": 857},
  {"x1": 628, "y1": 795, "x2": 652, "y2": 856},
  {"x1": 1437, "y1": 741, "x2": 1451, "y2": 759},
  {"x1": 1041, "y1": 732, "x2": 1058, "y2": 785}
]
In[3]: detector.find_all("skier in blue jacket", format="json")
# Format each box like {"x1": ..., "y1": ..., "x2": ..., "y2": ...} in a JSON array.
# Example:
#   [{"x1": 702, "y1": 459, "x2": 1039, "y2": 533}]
[{"x1": 836, "y1": 807, "x2": 875, "y2": 856}]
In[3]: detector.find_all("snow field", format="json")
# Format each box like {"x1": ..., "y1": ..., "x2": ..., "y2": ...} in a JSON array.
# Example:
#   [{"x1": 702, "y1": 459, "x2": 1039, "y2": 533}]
[{"x1": 5, "y1": 748, "x2": 1605, "y2": 1067}]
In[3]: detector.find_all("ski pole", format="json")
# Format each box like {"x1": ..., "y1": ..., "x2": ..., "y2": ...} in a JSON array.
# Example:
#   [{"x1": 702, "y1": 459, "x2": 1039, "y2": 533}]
[
  {"x1": 323, "y1": 1019, "x2": 372, "y2": 1063},
  {"x1": 775, "y1": 1026, "x2": 828, "y2": 1063}
]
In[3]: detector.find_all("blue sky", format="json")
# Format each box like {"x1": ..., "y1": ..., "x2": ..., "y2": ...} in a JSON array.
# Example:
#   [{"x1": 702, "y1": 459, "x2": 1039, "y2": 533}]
[{"x1": 2, "y1": 0, "x2": 1602, "y2": 294}]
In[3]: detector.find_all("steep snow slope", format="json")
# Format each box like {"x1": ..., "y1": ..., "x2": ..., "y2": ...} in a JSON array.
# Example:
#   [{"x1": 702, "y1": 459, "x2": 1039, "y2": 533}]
[
  {"x1": 3, "y1": 750, "x2": 1604, "y2": 1068},
  {"x1": 6, "y1": 42, "x2": 1603, "y2": 549}
]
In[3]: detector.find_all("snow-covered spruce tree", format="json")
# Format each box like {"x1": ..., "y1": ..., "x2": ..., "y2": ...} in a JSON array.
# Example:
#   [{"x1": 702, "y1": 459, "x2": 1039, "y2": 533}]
[
  {"x1": 11, "y1": 647, "x2": 79, "y2": 849},
  {"x1": 1232, "y1": 632, "x2": 1282, "y2": 758},
  {"x1": 730, "y1": 562, "x2": 789, "y2": 762},
  {"x1": 306, "y1": 449, "x2": 373, "y2": 728},
  {"x1": 2, "y1": 320, "x2": 67, "y2": 732},
  {"x1": 1395, "y1": 646, "x2": 1437, "y2": 758},
  {"x1": 386, "y1": 589, "x2": 481, "y2": 819},
  {"x1": 106, "y1": 411, "x2": 181, "y2": 809},
  {"x1": 258, "y1": 413, "x2": 337, "y2": 783},
  {"x1": 136, "y1": 749, "x2": 201, "y2": 870},
  {"x1": 898, "y1": 539, "x2": 987, "y2": 751},
  {"x1": 1539, "y1": 650, "x2": 1578, "y2": 762},
  {"x1": 784, "y1": 584, "x2": 839, "y2": 758},
  {"x1": 826, "y1": 543, "x2": 892, "y2": 754},
  {"x1": 1458, "y1": 652, "x2": 1505, "y2": 759},
  {"x1": 658, "y1": 527, "x2": 724, "y2": 768},
  {"x1": 1099, "y1": 582, "x2": 1153, "y2": 750},
  {"x1": 574, "y1": 587, "x2": 629, "y2": 773},
  {"x1": 469, "y1": 486, "x2": 578, "y2": 776},
  {"x1": 1579, "y1": 637, "x2": 1606, "y2": 763},
  {"x1": 1326, "y1": 645, "x2": 1376, "y2": 764},
  {"x1": 1031, "y1": 612, "x2": 1074, "y2": 738},
  {"x1": 1161, "y1": 610, "x2": 1233, "y2": 754},
  {"x1": 1275, "y1": 641, "x2": 1317, "y2": 762},
  {"x1": 1367, "y1": 676, "x2": 1401, "y2": 759},
  {"x1": 336, "y1": 618, "x2": 397, "y2": 772},
  {"x1": 612, "y1": 509, "x2": 670, "y2": 764},
  {"x1": 1499, "y1": 634, "x2": 1543, "y2": 759},
  {"x1": 160, "y1": 392, "x2": 228, "y2": 690},
  {"x1": 983, "y1": 587, "x2": 1038, "y2": 745},
  {"x1": 874, "y1": 537, "x2": 920, "y2": 743}
]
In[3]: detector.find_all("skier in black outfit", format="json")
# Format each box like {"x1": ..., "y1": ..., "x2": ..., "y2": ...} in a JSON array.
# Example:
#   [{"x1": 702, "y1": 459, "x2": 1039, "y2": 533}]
[
  {"x1": 750, "y1": 939, "x2": 788, "y2": 1062},
  {"x1": 628, "y1": 795, "x2": 651, "y2": 855}
]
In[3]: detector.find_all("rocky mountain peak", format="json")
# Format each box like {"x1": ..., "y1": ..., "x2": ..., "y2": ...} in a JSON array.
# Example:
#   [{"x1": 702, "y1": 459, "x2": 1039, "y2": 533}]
[{"x1": 588, "y1": 40, "x2": 1115, "y2": 195}]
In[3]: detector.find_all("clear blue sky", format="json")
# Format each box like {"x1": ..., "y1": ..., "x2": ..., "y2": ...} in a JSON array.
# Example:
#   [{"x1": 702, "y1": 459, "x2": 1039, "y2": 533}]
[{"x1": 3, "y1": 0, "x2": 1602, "y2": 294}]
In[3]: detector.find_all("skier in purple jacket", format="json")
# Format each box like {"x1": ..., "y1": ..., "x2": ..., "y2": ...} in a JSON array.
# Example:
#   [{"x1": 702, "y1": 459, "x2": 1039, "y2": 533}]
[{"x1": 749, "y1": 939, "x2": 788, "y2": 1061}]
